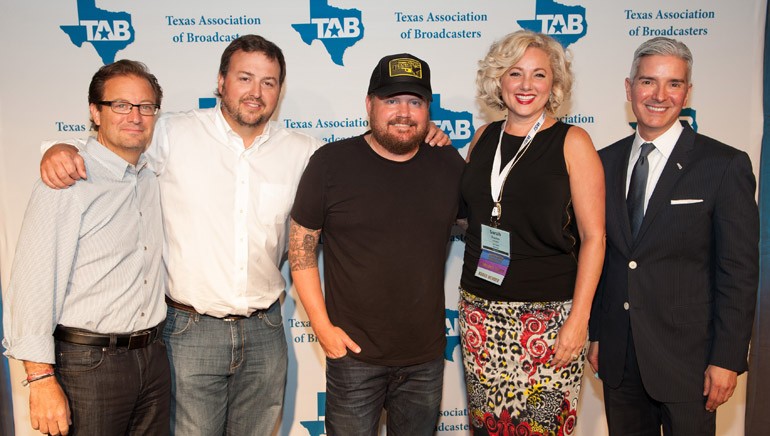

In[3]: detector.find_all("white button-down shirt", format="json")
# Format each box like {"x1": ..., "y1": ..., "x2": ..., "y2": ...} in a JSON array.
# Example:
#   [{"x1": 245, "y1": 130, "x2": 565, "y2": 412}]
[
  {"x1": 625, "y1": 121, "x2": 684, "y2": 213},
  {"x1": 150, "y1": 105, "x2": 322, "y2": 316}
]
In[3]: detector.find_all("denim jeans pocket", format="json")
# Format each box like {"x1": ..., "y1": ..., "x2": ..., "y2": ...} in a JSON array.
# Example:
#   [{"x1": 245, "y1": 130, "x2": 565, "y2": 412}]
[
  {"x1": 164, "y1": 307, "x2": 195, "y2": 336},
  {"x1": 56, "y1": 343, "x2": 107, "y2": 373},
  {"x1": 260, "y1": 302, "x2": 283, "y2": 329}
]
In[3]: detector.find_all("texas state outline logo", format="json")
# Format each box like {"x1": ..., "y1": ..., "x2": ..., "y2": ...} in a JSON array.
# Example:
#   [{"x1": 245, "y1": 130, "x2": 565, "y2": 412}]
[
  {"x1": 291, "y1": 0, "x2": 365, "y2": 66},
  {"x1": 517, "y1": 0, "x2": 588, "y2": 48},
  {"x1": 60, "y1": 0, "x2": 135, "y2": 64}
]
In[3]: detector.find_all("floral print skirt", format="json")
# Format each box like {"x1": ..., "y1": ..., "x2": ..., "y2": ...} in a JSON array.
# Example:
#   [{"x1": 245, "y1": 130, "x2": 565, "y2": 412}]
[{"x1": 458, "y1": 289, "x2": 586, "y2": 436}]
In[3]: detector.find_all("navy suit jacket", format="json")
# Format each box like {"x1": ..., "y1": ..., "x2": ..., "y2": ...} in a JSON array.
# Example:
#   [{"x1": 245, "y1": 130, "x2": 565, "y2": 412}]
[{"x1": 589, "y1": 123, "x2": 758, "y2": 402}]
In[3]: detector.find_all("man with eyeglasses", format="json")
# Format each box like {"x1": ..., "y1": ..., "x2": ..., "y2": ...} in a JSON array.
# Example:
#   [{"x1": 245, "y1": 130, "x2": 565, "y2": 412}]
[{"x1": 2, "y1": 60, "x2": 170, "y2": 436}]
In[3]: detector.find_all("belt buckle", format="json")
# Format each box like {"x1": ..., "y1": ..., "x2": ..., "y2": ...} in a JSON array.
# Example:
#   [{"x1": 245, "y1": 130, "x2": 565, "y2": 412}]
[{"x1": 127, "y1": 330, "x2": 151, "y2": 349}]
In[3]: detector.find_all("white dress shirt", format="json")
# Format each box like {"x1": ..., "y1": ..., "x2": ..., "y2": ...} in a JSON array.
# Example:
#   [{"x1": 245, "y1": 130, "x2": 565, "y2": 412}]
[
  {"x1": 149, "y1": 105, "x2": 322, "y2": 316},
  {"x1": 625, "y1": 121, "x2": 684, "y2": 213},
  {"x1": 4, "y1": 137, "x2": 166, "y2": 364}
]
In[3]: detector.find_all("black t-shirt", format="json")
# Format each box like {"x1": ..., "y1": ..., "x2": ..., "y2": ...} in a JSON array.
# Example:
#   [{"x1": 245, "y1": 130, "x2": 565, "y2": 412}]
[
  {"x1": 460, "y1": 120, "x2": 578, "y2": 302},
  {"x1": 291, "y1": 135, "x2": 465, "y2": 366}
]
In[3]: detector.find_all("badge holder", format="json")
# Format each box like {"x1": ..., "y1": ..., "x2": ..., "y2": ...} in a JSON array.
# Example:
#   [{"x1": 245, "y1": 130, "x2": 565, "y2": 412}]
[{"x1": 475, "y1": 204, "x2": 511, "y2": 285}]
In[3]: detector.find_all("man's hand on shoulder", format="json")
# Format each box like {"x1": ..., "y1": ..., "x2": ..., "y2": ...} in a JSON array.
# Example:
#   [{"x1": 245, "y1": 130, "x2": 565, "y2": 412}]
[
  {"x1": 41, "y1": 144, "x2": 86, "y2": 189},
  {"x1": 703, "y1": 364, "x2": 738, "y2": 412},
  {"x1": 425, "y1": 121, "x2": 451, "y2": 147}
]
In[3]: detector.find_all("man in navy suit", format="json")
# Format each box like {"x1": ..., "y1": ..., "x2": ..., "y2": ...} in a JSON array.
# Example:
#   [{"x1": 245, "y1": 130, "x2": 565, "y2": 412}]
[{"x1": 587, "y1": 37, "x2": 758, "y2": 436}]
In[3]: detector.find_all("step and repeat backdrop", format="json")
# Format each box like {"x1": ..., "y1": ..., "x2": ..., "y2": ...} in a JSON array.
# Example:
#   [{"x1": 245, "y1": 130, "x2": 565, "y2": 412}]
[{"x1": 0, "y1": 1, "x2": 765, "y2": 435}]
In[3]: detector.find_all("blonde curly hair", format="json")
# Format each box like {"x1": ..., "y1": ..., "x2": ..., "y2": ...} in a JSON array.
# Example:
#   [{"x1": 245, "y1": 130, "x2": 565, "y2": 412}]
[{"x1": 477, "y1": 30, "x2": 572, "y2": 114}]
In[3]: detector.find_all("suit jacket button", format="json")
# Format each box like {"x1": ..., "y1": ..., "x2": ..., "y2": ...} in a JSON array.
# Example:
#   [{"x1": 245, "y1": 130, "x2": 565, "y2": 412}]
[
  {"x1": 628, "y1": 261, "x2": 637, "y2": 269},
  {"x1": 623, "y1": 302, "x2": 630, "y2": 310}
]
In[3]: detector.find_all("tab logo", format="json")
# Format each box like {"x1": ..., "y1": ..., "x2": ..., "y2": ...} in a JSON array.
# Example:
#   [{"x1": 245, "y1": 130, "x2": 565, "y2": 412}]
[
  {"x1": 60, "y1": 0, "x2": 135, "y2": 64},
  {"x1": 311, "y1": 17, "x2": 362, "y2": 39},
  {"x1": 517, "y1": 0, "x2": 587, "y2": 48},
  {"x1": 292, "y1": 0, "x2": 365, "y2": 66},
  {"x1": 430, "y1": 94, "x2": 475, "y2": 150},
  {"x1": 537, "y1": 13, "x2": 584, "y2": 35},
  {"x1": 79, "y1": 20, "x2": 131, "y2": 41}
]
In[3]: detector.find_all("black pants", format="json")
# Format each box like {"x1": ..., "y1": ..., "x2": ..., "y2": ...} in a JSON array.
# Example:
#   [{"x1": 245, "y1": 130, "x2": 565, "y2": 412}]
[
  {"x1": 55, "y1": 338, "x2": 171, "y2": 435},
  {"x1": 603, "y1": 329, "x2": 716, "y2": 436}
]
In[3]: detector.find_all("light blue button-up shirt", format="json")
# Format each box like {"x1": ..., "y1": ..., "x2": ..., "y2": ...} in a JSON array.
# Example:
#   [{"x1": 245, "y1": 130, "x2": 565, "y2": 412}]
[{"x1": 3, "y1": 137, "x2": 167, "y2": 364}]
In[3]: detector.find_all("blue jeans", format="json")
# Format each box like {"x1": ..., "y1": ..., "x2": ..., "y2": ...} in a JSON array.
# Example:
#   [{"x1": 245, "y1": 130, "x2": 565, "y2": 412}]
[
  {"x1": 163, "y1": 300, "x2": 288, "y2": 436},
  {"x1": 325, "y1": 355, "x2": 444, "y2": 436},
  {"x1": 55, "y1": 337, "x2": 171, "y2": 435}
]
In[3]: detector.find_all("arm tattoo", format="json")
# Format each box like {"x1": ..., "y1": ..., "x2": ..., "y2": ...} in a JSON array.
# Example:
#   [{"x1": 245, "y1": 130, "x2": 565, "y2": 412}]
[{"x1": 289, "y1": 219, "x2": 321, "y2": 271}]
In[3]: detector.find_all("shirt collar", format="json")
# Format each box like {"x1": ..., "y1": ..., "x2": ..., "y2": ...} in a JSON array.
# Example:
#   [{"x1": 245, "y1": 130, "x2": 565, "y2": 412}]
[
  {"x1": 632, "y1": 121, "x2": 684, "y2": 160},
  {"x1": 83, "y1": 136, "x2": 148, "y2": 180}
]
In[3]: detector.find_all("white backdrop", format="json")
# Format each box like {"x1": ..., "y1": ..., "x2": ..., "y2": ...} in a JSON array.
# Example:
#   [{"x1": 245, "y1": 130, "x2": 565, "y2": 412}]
[{"x1": 0, "y1": 1, "x2": 765, "y2": 435}]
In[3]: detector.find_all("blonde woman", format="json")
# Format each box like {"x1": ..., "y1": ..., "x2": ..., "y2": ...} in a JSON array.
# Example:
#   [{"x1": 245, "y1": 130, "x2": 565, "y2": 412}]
[{"x1": 458, "y1": 30, "x2": 605, "y2": 435}]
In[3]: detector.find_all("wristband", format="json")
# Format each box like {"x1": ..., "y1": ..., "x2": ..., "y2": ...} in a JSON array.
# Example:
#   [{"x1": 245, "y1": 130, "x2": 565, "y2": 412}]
[{"x1": 21, "y1": 371, "x2": 55, "y2": 387}]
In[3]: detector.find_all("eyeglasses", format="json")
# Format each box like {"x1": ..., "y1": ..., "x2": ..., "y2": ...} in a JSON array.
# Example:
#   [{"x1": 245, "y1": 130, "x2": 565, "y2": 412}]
[{"x1": 98, "y1": 100, "x2": 160, "y2": 116}]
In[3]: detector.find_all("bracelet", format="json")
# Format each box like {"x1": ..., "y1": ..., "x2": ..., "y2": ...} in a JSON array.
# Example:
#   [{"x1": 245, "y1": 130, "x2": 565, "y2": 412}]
[{"x1": 21, "y1": 371, "x2": 55, "y2": 387}]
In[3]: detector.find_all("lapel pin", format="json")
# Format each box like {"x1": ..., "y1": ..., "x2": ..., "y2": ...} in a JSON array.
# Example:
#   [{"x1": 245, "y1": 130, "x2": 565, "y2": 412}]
[{"x1": 676, "y1": 163, "x2": 682, "y2": 170}]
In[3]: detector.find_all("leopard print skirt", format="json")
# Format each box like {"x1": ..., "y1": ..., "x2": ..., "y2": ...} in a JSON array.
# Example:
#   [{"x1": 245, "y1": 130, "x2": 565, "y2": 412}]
[{"x1": 458, "y1": 289, "x2": 586, "y2": 436}]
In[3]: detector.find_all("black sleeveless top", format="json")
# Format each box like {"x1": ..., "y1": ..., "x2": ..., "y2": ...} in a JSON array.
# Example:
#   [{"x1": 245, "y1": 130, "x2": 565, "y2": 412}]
[{"x1": 460, "y1": 120, "x2": 578, "y2": 302}]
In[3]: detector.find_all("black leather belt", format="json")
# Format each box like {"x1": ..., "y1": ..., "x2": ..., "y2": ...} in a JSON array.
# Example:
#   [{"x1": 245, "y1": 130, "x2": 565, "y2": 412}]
[
  {"x1": 165, "y1": 296, "x2": 248, "y2": 321},
  {"x1": 54, "y1": 324, "x2": 162, "y2": 350}
]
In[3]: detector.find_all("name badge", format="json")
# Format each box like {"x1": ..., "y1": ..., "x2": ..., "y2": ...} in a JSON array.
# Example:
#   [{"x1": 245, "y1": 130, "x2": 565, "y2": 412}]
[{"x1": 475, "y1": 224, "x2": 511, "y2": 285}]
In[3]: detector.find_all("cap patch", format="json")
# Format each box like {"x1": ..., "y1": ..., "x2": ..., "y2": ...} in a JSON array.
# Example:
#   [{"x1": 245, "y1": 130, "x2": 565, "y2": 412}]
[{"x1": 388, "y1": 58, "x2": 423, "y2": 79}]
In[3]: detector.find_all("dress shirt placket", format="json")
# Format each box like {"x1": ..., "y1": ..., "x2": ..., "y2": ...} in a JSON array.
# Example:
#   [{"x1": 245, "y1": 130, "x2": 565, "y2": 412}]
[
  {"x1": 234, "y1": 146, "x2": 251, "y2": 297},
  {"x1": 135, "y1": 167, "x2": 153, "y2": 319}
]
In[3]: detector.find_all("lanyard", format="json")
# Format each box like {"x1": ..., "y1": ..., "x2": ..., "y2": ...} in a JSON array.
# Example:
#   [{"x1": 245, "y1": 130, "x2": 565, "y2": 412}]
[{"x1": 489, "y1": 111, "x2": 546, "y2": 226}]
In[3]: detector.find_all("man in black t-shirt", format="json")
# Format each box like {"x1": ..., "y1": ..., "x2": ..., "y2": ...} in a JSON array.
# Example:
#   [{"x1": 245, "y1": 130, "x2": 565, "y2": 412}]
[{"x1": 288, "y1": 53, "x2": 464, "y2": 436}]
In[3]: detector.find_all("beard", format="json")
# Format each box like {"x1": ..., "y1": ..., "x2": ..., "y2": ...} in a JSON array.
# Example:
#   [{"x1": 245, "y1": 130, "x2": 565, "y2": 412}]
[
  {"x1": 370, "y1": 116, "x2": 428, "y2": 155},
  {"x1": 220, "y1": 84, "x2": 270, "y2": 128}
]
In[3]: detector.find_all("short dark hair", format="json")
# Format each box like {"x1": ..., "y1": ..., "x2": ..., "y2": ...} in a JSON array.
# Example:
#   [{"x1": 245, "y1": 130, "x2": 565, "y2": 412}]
[
  {"x1": 88, "y1": 59, "x2": 163, "y2": 131},
  {"x1": 216, "y1": 34, "x2": 286, "y2": 96}
]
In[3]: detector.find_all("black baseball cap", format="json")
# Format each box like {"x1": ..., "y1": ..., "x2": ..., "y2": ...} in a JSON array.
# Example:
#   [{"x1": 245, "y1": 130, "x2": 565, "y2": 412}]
[{"x1": 367, "y1": 53, "x2": 432, "y2": 102}]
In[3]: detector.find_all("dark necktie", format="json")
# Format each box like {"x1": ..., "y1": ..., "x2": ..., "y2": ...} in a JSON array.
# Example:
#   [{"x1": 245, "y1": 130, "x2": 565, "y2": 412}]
[{"x1": 627, "y1": 142, "x2": 655, "y2": 239}]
